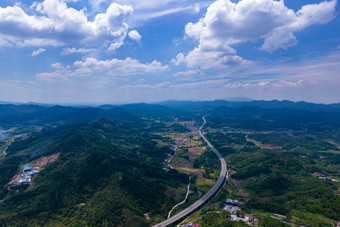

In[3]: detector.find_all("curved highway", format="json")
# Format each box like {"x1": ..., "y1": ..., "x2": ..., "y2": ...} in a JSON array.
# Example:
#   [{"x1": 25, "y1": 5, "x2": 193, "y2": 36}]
[{"x1": 153, "y1": 116, "x2": 228, "y2": 227}]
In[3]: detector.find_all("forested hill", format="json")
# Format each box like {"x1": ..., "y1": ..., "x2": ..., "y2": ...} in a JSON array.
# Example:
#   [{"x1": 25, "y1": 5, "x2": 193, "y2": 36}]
[
  {"x1": 2, "y1": 100, "x2": 340, "y2": 130},
  {"x1": 158, "y1": 100, "x2": 340, "y2": 112},
  {"x1": 0, "y1": 119, "x2": 187, "y2": 226},
  {"x1": 1, "y1": 100, "x2": 340, "y2": 225},
  {"x1": 0, "y1": 104, "x2": 141, "y2": 126},
  {"x1": 159, "y1": 100, "x2": 340, "y2": 130}
]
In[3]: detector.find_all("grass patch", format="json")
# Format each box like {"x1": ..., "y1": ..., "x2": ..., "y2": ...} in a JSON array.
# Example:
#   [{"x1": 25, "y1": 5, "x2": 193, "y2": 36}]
[
  {"x1": 165, "y1": 184, "x2": 188, "y2": 202},
  {"x1": 289, "y1": 210, "x2": 337, "y2": 226},
  {"x1": 225, "y1": 184, "x2": 233, "y2": 195},
  {"x1": 196, "y1": 178, "x2": 214, "y2": 193},
  {"x1": 182, "y1": 210, "x2": 202, "y2": 224},
  {"x1": 209, "y1": 170, "x2": 220, "y2": 178}
]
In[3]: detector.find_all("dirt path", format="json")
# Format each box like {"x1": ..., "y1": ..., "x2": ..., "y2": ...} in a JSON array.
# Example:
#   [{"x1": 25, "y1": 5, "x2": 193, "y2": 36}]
[{"x1": 2, "y1": 146, "x2": 8, "y2": 156}]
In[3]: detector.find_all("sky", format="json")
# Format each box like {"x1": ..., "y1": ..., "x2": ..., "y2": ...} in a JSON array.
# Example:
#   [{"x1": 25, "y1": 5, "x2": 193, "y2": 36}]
[{"x1": 0, "y1": 0, "x2": 339, "y2": 104}]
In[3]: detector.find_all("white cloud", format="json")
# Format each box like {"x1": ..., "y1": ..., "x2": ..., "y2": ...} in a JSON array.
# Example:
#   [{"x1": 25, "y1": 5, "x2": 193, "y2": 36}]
[
  {"x1": 173, "y1": 45, "x2": 249, "y2": 69},
  {"x1": 225, "y1": 80, "x2": 303, "y2": 89},
  {"x1": 128, "y1": 6, "x2": 194, "y2": 25},
  {"x1": 0, "y1": 0, "x2": 133, "y2": 49},
  {"x1": 36, "y1": 67, "x2": 93, "y2": 82},
  {"x1": 176, "y1": 0, "x2": 336, "y2": 69},
  {"x1": 173, "y1": 69, "x2": 206, "y2": 81},
  {"x1": 16, "y1": 38, "x2": 64, "y2": 47},
  {"x1": 31, "y1": 48, "x2": 46, "y2": 56},
  {"x1": 173, "y1": 79, "x2": 230, "y2": 89},
  {"x1": 128, "y1": 30, "x2": 141, "y2": 43},
  {"x1": 74, "y1": 57, "x2": 168, "y2": 76},
  {"x1": 173, "y1": 69, "x2": 204, "y2": 77},
  {"x1": 0, "y1": 35, "x2": 13, "y2": 47},
  {"x1": 51, "y1": 62, "x2": 64, "y2": 69},
  {"x1": 273, "y1": 80, "x2": 304, "y2": 88},
  {"x1": 36, "y1": 70, "x2": 68, "y2": 81},
  {"x1": 104, "y1": 0, "x2": 211, "y2": 27},
  {"x1": 117, "y1": 78, "x2": 231, "y2": 92},
  {"x1": 225, "y1": 80, "x2": 304, "y2": 89},
  {"x1": 108, "y1": 42, "x2": 124, "y2": 51},
  {"x1": 118, "y1": 81, "x2": 173, "y2": 91},
  {"x1": 36, "y1": 57, "x2": 168, "y2": 82},
  {"x1": 61, "y1": 47, "x2": 95, "y2": 55}
]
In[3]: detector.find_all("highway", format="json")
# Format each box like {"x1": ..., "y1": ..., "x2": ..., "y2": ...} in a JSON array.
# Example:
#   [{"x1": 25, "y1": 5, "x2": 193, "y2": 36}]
[{"x1": 153, "y1": 116, "x2": 228, "y2": 227}]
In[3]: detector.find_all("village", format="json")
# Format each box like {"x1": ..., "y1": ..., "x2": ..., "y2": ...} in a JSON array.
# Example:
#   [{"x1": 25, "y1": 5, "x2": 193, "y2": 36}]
[
  {"x1": 9, "y1": 165, "x2": 40, "y2": 188},
  {"x1": 0, "y1": 128, "x2": 29, "y2": 157},
  {"x1": 162, "y1": 132, "x2": 259, "y2": 227},
  {"x1": 180, "y1": 198, "x2": 259, "y2": 227},
  {"x1": 8, "y1": 153, "x2": 60, "y2": 189},
  {"x1": 311, "y1": 172, "x2": 340, "y2": 182}
]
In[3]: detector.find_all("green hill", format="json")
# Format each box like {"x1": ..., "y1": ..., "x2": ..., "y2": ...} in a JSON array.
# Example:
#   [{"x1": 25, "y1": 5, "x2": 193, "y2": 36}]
[{"x1": 0, "y1": 119, "x2": 187, "y2": 226}]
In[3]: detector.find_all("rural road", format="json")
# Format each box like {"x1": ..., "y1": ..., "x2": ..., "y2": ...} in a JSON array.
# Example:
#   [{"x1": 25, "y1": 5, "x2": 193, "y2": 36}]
[
  {"x1": 153, "y1": 116, "x2": 228, "y2": 227},
  {"x1": 167, "y1": 176, "x2": 191, "y2": 219}
]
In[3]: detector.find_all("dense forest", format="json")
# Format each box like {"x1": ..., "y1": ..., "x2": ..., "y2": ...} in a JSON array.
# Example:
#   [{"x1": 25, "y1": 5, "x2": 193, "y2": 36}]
[
  {"x1": 0, "y1": 100, "x2": 340, "y2": 226},
  {"x1": 203, "y1": 129, "x2": 340, "y2": 225},
  {"x1": 0, "y1": 119, "x2": 187, "y2": 226}
]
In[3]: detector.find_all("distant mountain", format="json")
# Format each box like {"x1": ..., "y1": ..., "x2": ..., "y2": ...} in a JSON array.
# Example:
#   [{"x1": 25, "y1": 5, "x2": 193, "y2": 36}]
[
  {"x1": 157, "y1": 99, "x2": 340, "y2": 112},
  {"x1": 0, "y1": 104, "x2": 141, "y2": 126},
  {"x1": 1, "y1": 100, "x2": 340, "y2": 130},
  {"x1": 98, "y1": 104, "x2": 117, "y2": 109},
  {"x1": 0, "y1": 104, "x2": 46, "y2": 123},
  {"x1": 224, "y1": 97, "x2": 254, "y2": 102}
]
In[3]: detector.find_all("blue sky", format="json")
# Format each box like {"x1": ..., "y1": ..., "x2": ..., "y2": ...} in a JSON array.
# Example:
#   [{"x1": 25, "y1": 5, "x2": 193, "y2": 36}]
[{"x1": 0, "y1": 0, "x2": 339, "y2": 104}]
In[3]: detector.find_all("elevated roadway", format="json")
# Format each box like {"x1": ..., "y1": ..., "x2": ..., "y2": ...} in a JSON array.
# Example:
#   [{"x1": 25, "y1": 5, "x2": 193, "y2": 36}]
[{"x1": 153, "y1": 116, "x2": 228, "y2": 227}]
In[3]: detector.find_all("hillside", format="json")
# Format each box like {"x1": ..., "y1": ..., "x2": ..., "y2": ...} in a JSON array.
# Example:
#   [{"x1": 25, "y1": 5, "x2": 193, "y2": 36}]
[
  {"x1": 0, "y1": 104, "x2": 141, "y2": 127},
  {"x1": 0, "y1": 119, "x2": 187, "y2": 226},
  {"x1": 0, "y1": 100, "x2": 340, "y2": 226}
]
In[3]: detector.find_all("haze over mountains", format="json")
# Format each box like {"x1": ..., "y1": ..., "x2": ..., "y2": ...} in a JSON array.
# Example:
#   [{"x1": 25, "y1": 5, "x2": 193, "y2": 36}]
[{"x1": 1, "y1": 99, "x2": 340, "y2": 129}]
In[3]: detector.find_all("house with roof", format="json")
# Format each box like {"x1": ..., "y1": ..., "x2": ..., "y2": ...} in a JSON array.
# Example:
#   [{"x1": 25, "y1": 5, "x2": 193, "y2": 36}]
[
  {"x1": 226, "y1": 198, "x2": 243, "y2": 206},
  {"x1": 23, "y1": 166, "x2": 33, "y2": 173}
]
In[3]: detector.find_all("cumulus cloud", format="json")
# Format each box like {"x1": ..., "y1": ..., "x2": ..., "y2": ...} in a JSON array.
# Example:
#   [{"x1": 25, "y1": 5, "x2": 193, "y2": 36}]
[
  {"x1": 36, "y1": 67, "x2": 93, "y2": 82},
  {"x1": 273, "y1": 80, "x2": 304, "y2": 88},
  {"x1": 74, "y1": 57, "x2": 167, "y2": 76},
  {"x1": 0, "y1": 0, "x2": 135, "y2": 49},
  {"x1": 128, "y1": 30, "x2": 141, "y2": 43},
  {"x1": 51, "y1": 62, "x2": 64, "y2": 69},
  {"x1": 31, "y1": 48, "x2": 46, "y2": 56},
  {"x1": 36, "y1": 57, "x2": 168, "y2": 81},
  {"x1": 172, "y1": 45, "x2": 248, "y2": 69},
  {"x1": 175, "y1": 0, "x2": 336, "y2": 69}
]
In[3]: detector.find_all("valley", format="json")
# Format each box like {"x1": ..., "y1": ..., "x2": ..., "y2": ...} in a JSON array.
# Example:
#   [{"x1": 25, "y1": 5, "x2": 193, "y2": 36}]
[{"x1": 0, "y1": 100, "x2": 339, "y2": 226}]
